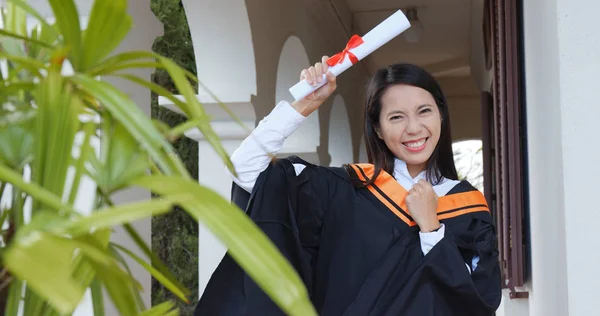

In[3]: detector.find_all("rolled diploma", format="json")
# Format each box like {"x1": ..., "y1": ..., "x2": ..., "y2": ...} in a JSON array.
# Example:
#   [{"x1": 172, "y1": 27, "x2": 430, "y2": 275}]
[{"x1": 288, "y1": 10, "x2": 411, "y2": 101}]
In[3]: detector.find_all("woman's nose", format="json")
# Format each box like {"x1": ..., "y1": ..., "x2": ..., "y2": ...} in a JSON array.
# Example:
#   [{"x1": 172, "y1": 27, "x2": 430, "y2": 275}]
[{"x1": 405, "y1": 117, "x2": 421, "y2": 134}]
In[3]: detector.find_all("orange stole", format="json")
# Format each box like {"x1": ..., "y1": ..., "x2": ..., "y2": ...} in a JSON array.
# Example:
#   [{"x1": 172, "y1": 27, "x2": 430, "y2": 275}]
[{"x1": 349, "y1": 164, "x2": 489, "y2": 226}]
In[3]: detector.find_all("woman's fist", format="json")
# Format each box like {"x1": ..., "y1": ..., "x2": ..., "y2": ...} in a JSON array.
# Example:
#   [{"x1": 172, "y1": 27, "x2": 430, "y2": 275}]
[
  {"x1": 405, "y1": 179, "x2": 441, "y2": 233},
  {"x1": 291, "y1": 55, "x2": 337, "y2": 117}
]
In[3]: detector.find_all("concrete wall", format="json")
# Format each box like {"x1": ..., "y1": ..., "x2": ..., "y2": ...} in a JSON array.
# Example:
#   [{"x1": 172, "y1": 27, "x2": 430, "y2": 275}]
[
  {"x1": 497, "y1": 0, "x2": 600, "y2": 315},
  {"x1": 551, "y1": 1, "x2": 600, "y2": 313}
]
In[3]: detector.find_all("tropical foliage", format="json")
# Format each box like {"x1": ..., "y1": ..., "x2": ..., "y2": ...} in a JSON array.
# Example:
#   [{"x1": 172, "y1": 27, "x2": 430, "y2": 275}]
[
  {"x1": 0, "y1": 0, "x2": 316, "y2": 315},
  {"x1": 149, "y1": 0, "x2": 199, "y2": 313}
]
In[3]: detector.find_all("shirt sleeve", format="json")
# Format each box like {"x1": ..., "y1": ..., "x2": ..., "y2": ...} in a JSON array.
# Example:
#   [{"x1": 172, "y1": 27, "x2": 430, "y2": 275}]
[
  {"x1": 419, "y1": 224, "x2": 446, "y2": 255},
  {"x1": 228, "y1": 101, "x2": 306, "y2": 193},
  {"x1": 419, "y1": 224, "x2": 477, "y2": 273}
]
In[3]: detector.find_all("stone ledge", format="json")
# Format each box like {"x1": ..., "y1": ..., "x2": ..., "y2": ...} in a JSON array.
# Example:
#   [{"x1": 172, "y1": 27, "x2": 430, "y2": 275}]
[
  {"x1": 158, "y1": 95, "x2": 256, "y2": 121},
  {"x1": 183, "y1": 121, "x2": 255, "y2": 141},
  {"x1": 158, "y1": 94, "x2": 257, "y2": 141}
]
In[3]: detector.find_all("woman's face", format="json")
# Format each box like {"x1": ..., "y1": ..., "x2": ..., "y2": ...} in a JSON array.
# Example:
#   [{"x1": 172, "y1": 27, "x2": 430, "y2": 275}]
[{"x1": 376, "y1": 84, "x2": 442, "y2": 174}]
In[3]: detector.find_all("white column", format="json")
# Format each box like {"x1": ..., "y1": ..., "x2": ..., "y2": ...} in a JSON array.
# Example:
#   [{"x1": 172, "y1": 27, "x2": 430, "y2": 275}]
[
  {"x1": 521, "y1": 1, "x2": 600, "y2": 316},
  {"x1": 550, "y1": 0, "x2": 600, "y2": 315},
  {"x1": 158, "y1": 97, "x2": 256, "y2": 298}
]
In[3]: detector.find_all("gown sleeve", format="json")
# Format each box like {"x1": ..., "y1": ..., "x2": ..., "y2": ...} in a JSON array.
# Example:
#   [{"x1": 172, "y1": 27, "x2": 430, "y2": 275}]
[
  {"x1": 195, "y1": 156, "x2": 335, "y2": 316},
  {"x1": 393, "y1": 211, "x2": 502, "y2": 315},
  {"x1": 423, "y1": 212, "x2": 501, "y2": 314}
]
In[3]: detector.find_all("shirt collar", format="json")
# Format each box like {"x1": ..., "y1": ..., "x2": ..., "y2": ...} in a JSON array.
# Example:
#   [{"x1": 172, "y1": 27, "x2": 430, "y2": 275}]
[
  {"x1": 393, "y1": 158, "x2": 426, "y2": 184},
  {"x1": 393, "y1": 158, "x2": 459, "y2": 196}
]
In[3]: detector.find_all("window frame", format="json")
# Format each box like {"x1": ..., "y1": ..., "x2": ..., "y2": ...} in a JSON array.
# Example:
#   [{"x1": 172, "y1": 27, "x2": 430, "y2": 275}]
[{"x1": 482, "y1": 0, "x2": 529, "y2": 299}]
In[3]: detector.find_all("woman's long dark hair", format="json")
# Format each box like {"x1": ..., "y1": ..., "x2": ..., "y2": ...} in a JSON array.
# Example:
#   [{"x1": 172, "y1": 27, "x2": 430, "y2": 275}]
[{"x1": 361, "y1": 63, "x2": 459, "y2": 185}]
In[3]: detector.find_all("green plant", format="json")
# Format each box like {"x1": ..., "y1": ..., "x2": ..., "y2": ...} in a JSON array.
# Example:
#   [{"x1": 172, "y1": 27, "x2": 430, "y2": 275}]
[
  {"x1": 0, "y1": 0, "x2": 316, "y2": 315},
  {"x1": 149, "y1": 0, "x2": 199, "y2": 313}
]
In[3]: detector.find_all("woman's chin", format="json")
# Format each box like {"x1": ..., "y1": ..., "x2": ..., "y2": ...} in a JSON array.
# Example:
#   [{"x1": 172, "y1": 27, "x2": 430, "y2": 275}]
[{"x1": 396, "y1": 151, "x2": 431, "y2": 169}]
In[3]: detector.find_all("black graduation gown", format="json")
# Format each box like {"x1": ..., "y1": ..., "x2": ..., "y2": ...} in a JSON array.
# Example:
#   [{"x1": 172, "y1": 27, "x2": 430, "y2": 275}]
[{"x1": 195, "y1": 156, "x2": 502, "y2": 316}]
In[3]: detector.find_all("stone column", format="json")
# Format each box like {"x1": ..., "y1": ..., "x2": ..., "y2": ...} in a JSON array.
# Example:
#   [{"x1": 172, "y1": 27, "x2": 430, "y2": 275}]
[
  {"x1": 177, "y1": 0, "x2": 259, "y2": 298},
  {"x1": 158, "y1": 97, "x2": 256, "y2": 297}
]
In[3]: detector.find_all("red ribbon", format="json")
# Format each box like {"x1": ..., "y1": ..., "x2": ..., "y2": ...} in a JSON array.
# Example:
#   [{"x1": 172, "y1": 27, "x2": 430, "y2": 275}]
[{"x1": 326, "y1": 34, "x2": 364, "y2": 67}]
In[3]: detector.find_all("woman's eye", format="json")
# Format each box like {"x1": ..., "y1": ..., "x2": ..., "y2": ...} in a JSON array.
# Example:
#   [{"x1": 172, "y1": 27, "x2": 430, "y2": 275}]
[
  {"x1": 390, "y1": 115, "x2": 402, "y2": 120},
  {"x1": 420, "y1": 108, "x2": 432, "y2": 114}
]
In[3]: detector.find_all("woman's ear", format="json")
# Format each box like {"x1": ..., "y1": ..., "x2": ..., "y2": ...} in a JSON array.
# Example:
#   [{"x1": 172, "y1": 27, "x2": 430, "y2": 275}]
[{"x1": 374, "y1": 127, "x2": 383, "y2": 140}]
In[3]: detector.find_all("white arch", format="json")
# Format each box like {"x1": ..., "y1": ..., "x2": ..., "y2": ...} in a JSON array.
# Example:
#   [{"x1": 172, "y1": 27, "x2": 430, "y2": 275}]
[
  {"x1": 328, "y1": 95, "x2": 353, "y2": 167},
  {"x1": 182, "y1": 0, "x2": 256, "y2": 103},
  {"x1": 359, "y1": 137, "x2": 368, "y2": 163},
  {"x1": 276, "y1": 36, "x2": 320, "y2": 158}
]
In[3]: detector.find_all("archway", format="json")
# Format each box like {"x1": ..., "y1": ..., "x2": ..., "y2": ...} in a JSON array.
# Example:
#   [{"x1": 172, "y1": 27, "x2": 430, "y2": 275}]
[
  {"x1": 328, "y1": 95, "x2": 353, "y2": 167},
  {"x1": 358, "y1": 137, "x2": 368, "y2": 163},
  {"x1": 182, "y1": 0, "x2": 256, "y2": 103},
  {"x1": 276, "y1": 35, "x2": 320, "y2": 163}
]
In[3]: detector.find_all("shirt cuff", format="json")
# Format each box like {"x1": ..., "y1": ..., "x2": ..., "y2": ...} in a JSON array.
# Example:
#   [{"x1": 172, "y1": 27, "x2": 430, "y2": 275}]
[
  {"x1": 419, "y1": 223, "x2": 445, "y2": 255},
  {"x1": 259, "y1": 100, "x2": 306, "y2": 138}
]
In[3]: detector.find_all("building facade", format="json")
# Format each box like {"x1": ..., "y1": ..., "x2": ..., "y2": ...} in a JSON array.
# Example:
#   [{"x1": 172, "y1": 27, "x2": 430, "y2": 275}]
[
  {"x1": 170, "y1": 1, "x2": 600, "y2": 315},
  {"x1": 19, "y1": 0, "x2": 599, "y2": 315}
]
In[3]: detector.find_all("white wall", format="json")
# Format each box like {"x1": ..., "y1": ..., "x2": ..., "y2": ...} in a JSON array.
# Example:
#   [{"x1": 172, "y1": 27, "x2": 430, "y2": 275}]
[
  {"x1": 276, "y1": 36, "x2": 320, "y2": 155},
  {"x1": 179, "y1": 0, "x2": 261, "y2": 299},
  {"x1": 181, "y1": 0, "x2": 256, "y2": 103},
  {"x1": 327, "y1": 96, "x2": 352, "y2": 167},
  {"x1": 196, "y1": 137, "x2": 253, "y2": 296},
  {"x1": 358, "y1": 138, "x2": 368, "y2": 163},
  {"x1": 501, "y1": 1, "x2": 600, "y2": 316},
  {"x1": 546, "y1": 0, "x2": 600, "y2": 314}
]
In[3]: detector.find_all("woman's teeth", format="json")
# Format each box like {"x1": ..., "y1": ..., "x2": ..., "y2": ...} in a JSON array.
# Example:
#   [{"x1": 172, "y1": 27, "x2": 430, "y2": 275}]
[{"x1": 403, "y1": 139, "x2": 426, "y2": 148}]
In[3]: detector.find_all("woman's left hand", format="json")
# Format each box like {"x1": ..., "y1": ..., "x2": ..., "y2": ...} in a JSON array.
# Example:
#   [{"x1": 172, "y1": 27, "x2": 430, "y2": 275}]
[{"x1": 406, "y1": 179, "x2": 441, "y2": 233}]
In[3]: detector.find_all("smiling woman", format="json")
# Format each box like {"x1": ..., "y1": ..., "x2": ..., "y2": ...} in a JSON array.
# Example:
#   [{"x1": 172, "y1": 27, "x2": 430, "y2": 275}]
[
  {"x1": 364, "y1": 63, "x2": 457, "y2": 185},
  {"x1": 194, "y1": 58, "x2": 503, "y2": 315}
]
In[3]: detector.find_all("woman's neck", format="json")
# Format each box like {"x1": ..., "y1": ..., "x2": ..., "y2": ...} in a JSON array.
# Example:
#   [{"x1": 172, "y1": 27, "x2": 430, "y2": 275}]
[{"x1": 406, "y1": 163, "x2": 426, "y2": 179}]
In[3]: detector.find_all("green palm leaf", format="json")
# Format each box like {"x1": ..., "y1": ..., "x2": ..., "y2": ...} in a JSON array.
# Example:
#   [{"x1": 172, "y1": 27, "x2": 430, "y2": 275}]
[
  {"x1": 81, "y1": 0, "x2": 132, "y2": 71},
  {"x1": 134, "y1": 176, "x2": 317, "y2": 316},
  {"x1": 0, "y1": 162, "x2": 78, "y2": 215},
  {"x1": 7, "y1": 0, "x2": 59, "y2": 41},
  {"x1": 69, "y1": 74, "x2": 189, "y2": 177},
  {"x1": 140, "y1": 301, "x2": 178, "y2": 316},
  {"x1": 4, "y1": 233, "x2": 88, "y2": 314},
  {"x1": 112, "y1": 243, "x2": 189, "y2": 303},
  {"x1": 48, "y1": 0, "x2": 82, "y2": 69},
  {"x1": 0, "y1": 29, "x2": 53, "y2": 49},
  {"x1": 0, "y1": 124, "x2": 34, "y2": 171}
]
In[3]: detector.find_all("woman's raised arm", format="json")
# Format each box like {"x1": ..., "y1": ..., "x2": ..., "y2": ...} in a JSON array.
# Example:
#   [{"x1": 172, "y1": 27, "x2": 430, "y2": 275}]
[{"x1": 228, "y1": 56, "x2": 337, "y2": 192}]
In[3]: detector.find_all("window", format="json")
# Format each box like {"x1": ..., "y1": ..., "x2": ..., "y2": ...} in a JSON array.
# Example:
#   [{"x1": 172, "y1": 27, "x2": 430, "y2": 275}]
[{"x1": 482, "y1": 0, "x2": 529, "y2": 298}]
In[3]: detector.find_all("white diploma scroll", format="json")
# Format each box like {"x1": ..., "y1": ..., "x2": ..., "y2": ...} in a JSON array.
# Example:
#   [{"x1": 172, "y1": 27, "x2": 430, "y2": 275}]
[{"x1": 288, "y1": 10, "x2": 411, "y2": 101}]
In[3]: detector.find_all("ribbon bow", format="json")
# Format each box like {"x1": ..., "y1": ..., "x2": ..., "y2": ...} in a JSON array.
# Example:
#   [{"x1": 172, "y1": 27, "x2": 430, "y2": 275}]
[{"x1": 326, "y1": 34, "x2": 364, "y2": 67}]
